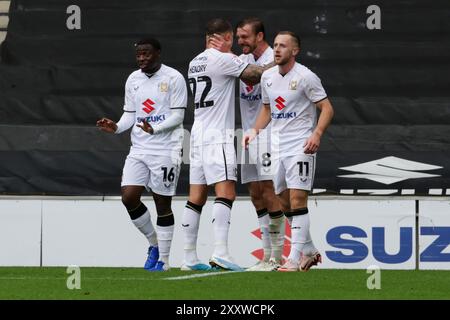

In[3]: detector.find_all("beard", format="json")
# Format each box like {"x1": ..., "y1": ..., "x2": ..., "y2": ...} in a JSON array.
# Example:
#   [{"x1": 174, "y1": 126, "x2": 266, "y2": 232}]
[
  {"x1": 241, "y1": 43, "x2": 257, "y2": 55},
  {"x1": 275, "y1": 55, "x2": 289, "y2": 65}
]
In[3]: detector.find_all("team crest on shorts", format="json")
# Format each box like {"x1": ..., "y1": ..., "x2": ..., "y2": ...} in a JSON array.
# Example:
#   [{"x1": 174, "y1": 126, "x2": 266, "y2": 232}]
[
  {"x1": 289, "y1": 80, "x2": 298, "y2": 90},
  {"x1": 159, "y1": 82, "x2": 169, "y2": 92}
]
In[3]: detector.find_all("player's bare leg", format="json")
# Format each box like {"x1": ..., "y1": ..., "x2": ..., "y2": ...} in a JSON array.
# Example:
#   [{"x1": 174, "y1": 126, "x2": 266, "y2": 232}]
[
  {"x1": 277, "y1": 189, "x2": 291, "y2": 213},
  {"x1": 181, "y1": 184, "x2": 210, "y2": 270},
  {"x1": 121, "y1": 186, "x2": 158, "y2": 270},
  {"x1": 121, "y1": 185, "x2": 145, "y2": 211}
]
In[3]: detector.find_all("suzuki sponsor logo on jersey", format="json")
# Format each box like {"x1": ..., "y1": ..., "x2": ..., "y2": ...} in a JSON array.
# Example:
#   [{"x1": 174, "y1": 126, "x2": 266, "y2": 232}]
[
  {"x1": 241, "y1": 84, "x2": 261, "y2": 101},
  {"x1": 271, "y1": 112, "x2": 297, "y2": 119},
  {"x1": 275, "y1": 96, "x2": 286, "y2": 110},
  {"x1": 338, "y1": 156, "x2": 442, "y2": 185},
  {"x1": 326, "y1": 226, "x2": 450, "y2": 264},
  {"x1": 139, "y1": 98, "x2": 166, "y2": 123},
  {"x1": 137, "y1": 115, "x2": 166, "y2": 123},
  {"x1": 240, "y1": 93, "x2": 261, "y2": 102},
  {"x1": 142, "y1": 98, "x2": 155, "y2": 114}
]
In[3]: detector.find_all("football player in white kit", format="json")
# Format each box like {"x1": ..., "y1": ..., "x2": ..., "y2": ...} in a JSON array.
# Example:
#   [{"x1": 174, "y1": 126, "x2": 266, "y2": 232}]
[
  {"x1": 181, "y1": 18, "x2": 270, "y2": 271},
  {"x1": 97, "y1": 38, "x2": 187, "y2": 272},
  {"x1": 243, "y1": 31, "x2": 334, "y2": 272},
  {"x1": 235, "y1": 18, "x2": 285, "y2": 272}
]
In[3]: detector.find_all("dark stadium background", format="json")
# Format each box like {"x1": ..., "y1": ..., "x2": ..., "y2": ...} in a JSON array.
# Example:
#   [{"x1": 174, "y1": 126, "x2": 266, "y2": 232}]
[{"x1": 0, "y1": 0, "x2": 449, "y2": 196}]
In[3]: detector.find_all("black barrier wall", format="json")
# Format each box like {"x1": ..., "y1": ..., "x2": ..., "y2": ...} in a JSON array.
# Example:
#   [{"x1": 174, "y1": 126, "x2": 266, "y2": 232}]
[{"x1": 0, "y1": 0, "x2": 449, "y2": 195}]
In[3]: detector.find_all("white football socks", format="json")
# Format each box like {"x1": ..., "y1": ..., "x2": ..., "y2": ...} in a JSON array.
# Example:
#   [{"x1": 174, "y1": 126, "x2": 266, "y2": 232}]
[
  {"x1": 256, "y1": 209, "x2": 271, "y2": 262},
  {"x1": 287, "y1": 208, "x2": 311, "y2": 262},
  {"x1": 268, "y1": 211, "x2": 285, "y2": 262},
  {"x1": 182, "y1": 201, "x2": 202, "y2": 265},
  {"x1": 301, "y1": 230, "x2": 317, "y2": 256},
  {"x1": 130, "y1": 204, "x2": 157, "y2": 247},
  {"x1": 212, "y1": 198, "x2": 233, "y2": 258},
  {"x1": 156, "y1": 212, "x2": 174, "y2": 265}
]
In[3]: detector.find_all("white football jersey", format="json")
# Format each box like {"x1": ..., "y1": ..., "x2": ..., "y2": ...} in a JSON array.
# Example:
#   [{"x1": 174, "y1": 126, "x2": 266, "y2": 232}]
[
  {"x1": 239, "y1": 46, "x2": 273, "y2": 131},
  {"x1": 261, "y1": 62, "x2": 327, "y2": 156},
  {"x1": 188, "y1": 48, "x2": 249, "y2": 146},
  {"x1": 123, "y1": 64, "x2": 187, "y2": 156}
]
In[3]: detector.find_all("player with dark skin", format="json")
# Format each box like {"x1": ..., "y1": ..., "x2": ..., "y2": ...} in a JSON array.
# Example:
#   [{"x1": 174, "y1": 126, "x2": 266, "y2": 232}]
[{"x1": 96, "y1": 43, "x2": 172, "y2": 223}]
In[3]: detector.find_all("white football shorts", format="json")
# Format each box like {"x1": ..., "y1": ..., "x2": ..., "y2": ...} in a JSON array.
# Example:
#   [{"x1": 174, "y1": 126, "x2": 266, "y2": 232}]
[
  {"x1": 189, "y1": 143, "x2": 237, "y2": 185},
  {"x1": 240, "y1": 146, "x2": 273, "y2": 184},
  {"x1": 272, "y1": 153, "x2": 316, "y2": 195},
  {"x1": 121, "y1": 153, "x2": 181, "y2": 196}
]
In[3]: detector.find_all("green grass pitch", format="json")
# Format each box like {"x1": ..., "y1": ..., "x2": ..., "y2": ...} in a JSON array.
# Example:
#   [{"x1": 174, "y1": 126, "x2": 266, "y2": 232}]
[{"x1": 0, "y1": 267, "x2": 448, "y2": 300}]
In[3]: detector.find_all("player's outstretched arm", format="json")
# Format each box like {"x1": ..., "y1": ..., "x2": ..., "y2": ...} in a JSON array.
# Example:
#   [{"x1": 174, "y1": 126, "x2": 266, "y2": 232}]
[
  {"x1": 303, "y1": 98, "x2": 334, "y2": 154},
  {"x1": 96, "y1": 118, "x2": 117, "y2": 133},
  {"x1": 242, "y1": 103, "x2": 272, "y2": 149},
  {"x1": 97, "y1": 111, "x2": 135, "y2": 134}
]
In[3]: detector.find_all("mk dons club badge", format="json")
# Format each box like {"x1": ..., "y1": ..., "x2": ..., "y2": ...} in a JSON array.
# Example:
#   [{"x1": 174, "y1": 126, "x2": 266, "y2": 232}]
[
  {"x1": 289, "y1": 80, "x2": 298, "y2": 90},
  {"x1": 159, "y1": 82, "x2": 168, "y2": 92}
]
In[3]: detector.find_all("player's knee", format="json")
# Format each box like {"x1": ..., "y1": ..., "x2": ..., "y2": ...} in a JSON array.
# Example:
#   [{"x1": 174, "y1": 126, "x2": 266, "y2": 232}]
[
  {"x1": 249, "y1": 189, "x2": 263, "y2": 206},
  {"x1": 188, "y1": 194, "x2": 207, "y2": 206},
  {"x1": 215, "y1": 189, "x2": 235, "y2": 202},
  {"x1": 121, "y1": 192, "x2": 141, "y2": 211},
  {"x1": 278, "y1": 197, "x2": 290, "y2": 213},
  {"x1": 262, "y1": 184, "x2": 276, "y2": 202},
  {"x1": 290, "y1": 195, "x2": 307, "y2": 208},
  {"x1": 217, "y1": 190, "x2": 235, "y2": 202},
  {"x1": 215, "y1": 180, "x2": 236, "y2": 202},
  {"x1": 187, "y1": 185, "x2": 207, "y2": 206}
]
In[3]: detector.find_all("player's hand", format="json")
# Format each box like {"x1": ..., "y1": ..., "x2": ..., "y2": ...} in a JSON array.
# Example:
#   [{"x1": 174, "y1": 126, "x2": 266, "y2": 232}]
[
  {"x1": 210, "y1": 33, "x2": 229, "y2": 53},
  {"x1": 242, "y1": 129, "x2": 258, "y2": 149},
  {"x1": 303, "y1": 132, "x2": 321, "y2": 154},
  {"x1": 136, "y1": 119, "x2": 154, "y2": 134},
  {"x1": 96, "y1": 118, "x2": 117, "y2": 133}
]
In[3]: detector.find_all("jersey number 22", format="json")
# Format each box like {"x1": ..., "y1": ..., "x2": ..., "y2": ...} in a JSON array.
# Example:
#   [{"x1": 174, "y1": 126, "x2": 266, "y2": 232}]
[{"x1": 188, "y1": 76, "x2": 214, "y2": 109}]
